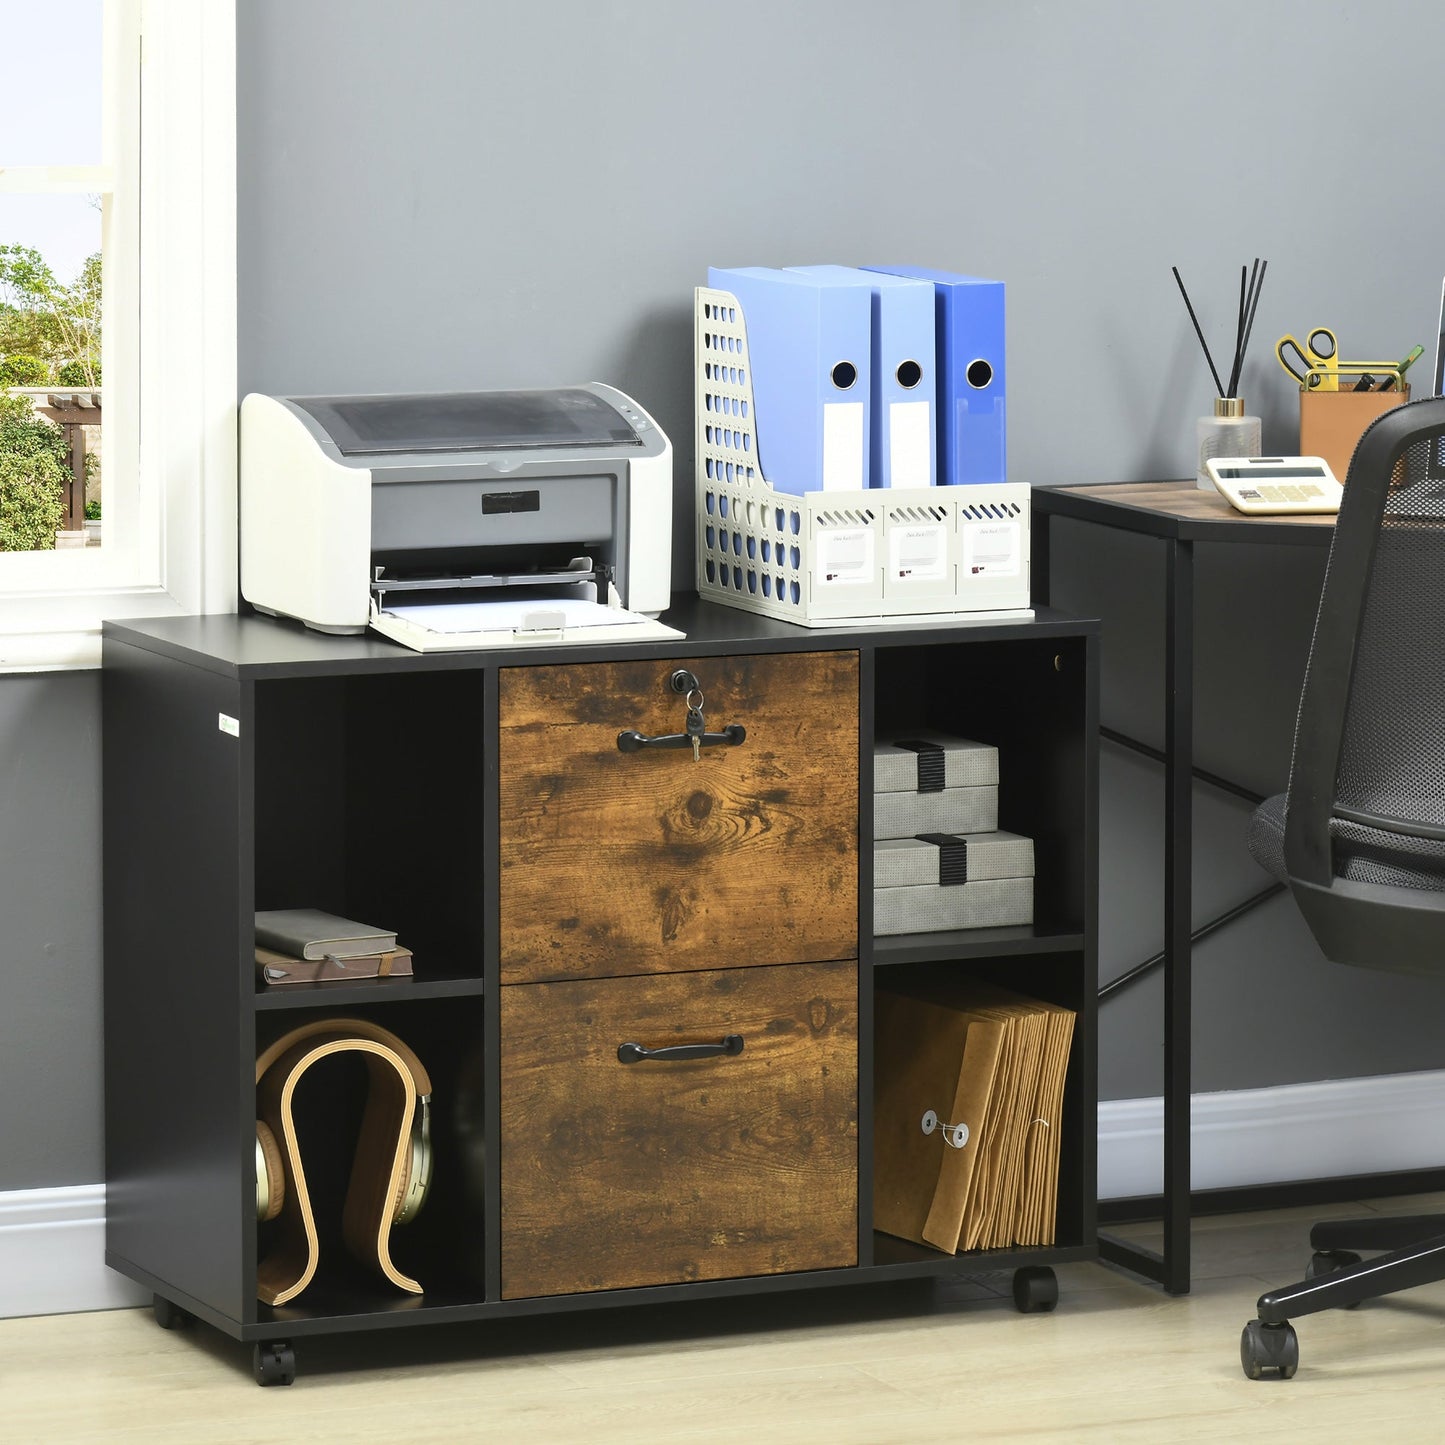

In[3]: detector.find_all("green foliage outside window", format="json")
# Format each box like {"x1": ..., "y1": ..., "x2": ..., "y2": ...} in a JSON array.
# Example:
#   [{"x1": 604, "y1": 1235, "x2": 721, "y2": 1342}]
[
  {"x1": 0, "y1": 246, "x2": 102, "y2": 387},
  {"x1": 0, "y1": 394, "x2": 67, "y2": 550},
  {"x1": 0, "y1": 354, "x2": 49, "y2": 387},
  {"x1": 56, "y1": 359, "x2": 100, "y2": 387}
]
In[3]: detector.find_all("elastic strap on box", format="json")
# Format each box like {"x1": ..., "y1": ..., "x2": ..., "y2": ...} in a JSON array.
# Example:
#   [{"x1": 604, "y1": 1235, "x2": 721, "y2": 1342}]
[
  {"x1": 893, "y1": 739, "x2": 945, "y2": 793},
  {"x1": 916, "y1": 832, "x2": 968, "y2": 886}
]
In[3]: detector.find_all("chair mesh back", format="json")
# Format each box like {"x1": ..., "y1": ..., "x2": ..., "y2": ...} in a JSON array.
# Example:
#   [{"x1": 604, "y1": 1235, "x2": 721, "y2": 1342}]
[{"x1": 1330, "y1": 434, "x2": 1445, "y2": 887}]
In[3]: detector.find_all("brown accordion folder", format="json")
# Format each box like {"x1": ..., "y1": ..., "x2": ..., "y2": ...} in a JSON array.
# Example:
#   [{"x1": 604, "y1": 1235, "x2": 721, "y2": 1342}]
[{"x1": 873, "y1": 979, "x2": 1074, "y2": 1254}]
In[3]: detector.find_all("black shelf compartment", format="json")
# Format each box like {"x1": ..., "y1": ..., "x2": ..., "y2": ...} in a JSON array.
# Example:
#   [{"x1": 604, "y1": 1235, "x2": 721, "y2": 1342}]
[
  {"x1": 252, "y1": 669, "x2": 488, "y2": 994},
  {"x1": 870, "y1": 953, "x2": 1094, "y2": 1266},
  {"x1": 870, "y1": 634, "x2": 1093, "y2": 943},
  {"x1": 252, "y1": 996, "x2": 488, "y2": 1325}
]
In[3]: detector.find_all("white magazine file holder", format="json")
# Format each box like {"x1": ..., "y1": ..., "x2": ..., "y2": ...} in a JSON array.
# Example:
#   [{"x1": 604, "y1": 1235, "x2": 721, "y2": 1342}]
[{"x1": 694, "y1": 286, "x2": 1032, "y2": 627}]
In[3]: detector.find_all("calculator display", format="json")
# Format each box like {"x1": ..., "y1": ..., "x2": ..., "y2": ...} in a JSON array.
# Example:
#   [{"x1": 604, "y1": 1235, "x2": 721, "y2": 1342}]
[{"x1": 1216, "y1": 466, "x2": 1327, "y2": 480}]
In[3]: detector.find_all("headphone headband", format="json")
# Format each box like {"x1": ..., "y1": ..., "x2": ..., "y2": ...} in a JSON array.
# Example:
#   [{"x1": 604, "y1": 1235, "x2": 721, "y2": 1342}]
[{"x1": 256, "y1": 1016, "x2": 432, "y2": 1094}]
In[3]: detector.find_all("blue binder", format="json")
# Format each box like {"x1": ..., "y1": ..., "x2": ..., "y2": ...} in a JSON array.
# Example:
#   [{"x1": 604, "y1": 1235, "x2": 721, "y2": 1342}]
[
  {"x1": 864, "y1": 265, "x2": 1006, "y2": 486},
  {"x1": 708, "y1": 266, "x2": 871, "y2": 495},
  {"x1": 787, "y1": 266, "x2": 936, "y2": 489}
]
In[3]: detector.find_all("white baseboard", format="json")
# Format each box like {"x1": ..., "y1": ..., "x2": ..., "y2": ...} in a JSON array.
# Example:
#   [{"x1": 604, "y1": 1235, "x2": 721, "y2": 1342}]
[
  {"x1": 6, "y1": 1073, "x2": 1445, "y2": 1319},
  {"x1": 1100, "y1": 1068, "x2": 1445, "y2": 1200},
  {"x1": 0, "y1": 1185, "x2": 147, "y2": 1319}
]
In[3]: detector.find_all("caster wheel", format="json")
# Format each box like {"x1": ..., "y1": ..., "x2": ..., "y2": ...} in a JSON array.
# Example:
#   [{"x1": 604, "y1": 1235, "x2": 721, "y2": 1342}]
[
  {"x1": 253, "y1": 1341, "x2": 296, "y2": 1387},
  {"x1": 1012, "y1": 1266, "x2": 1059, "y2": 1313},
  {"x1": 1240, "y1": 1319, "x2": 1299, "y2": 1380},
  {"x1": 1307, "y1": 1250, "x2": 1363, "y2": 1308},
  {"x1": 152, "y1": 1294, "x2": 191, "y2": 1330}
]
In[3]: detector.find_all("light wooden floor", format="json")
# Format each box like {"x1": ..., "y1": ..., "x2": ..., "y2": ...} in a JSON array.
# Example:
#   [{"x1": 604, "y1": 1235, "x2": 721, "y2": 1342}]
[{"x1": 10, "y1": 1192, "x2": 1445, "y2": 1443}]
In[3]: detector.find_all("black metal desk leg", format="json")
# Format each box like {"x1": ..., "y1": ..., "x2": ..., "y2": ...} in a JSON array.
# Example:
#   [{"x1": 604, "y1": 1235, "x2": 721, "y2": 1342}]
[{"x1": 1163, "y1": 536, "x2": 1194, "y2": 1293}]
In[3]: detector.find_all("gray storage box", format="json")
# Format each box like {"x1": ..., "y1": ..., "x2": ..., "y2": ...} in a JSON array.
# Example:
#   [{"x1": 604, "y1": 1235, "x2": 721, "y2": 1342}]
[
  {"x1": 875, "y1": 831, "x2": 1034, "y2": 888},
  {"x1": 874, "y1": 785, "x2": 997, "y2": 840},
  {"x1": 874, "y1": 732, "x2": 999, "y2": 794},
  {"x1": 874, "y1": 877, "x2": 1034, "y2": 935},
  {"x1": 873, "y1": 829, "x2": 1035, "y2": 935}
]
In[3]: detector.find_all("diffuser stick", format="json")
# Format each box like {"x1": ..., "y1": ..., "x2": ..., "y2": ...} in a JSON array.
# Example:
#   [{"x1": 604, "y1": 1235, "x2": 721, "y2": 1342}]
[
  {"x1": 1227, "y1": 259, "x2": 1256, "y2": 398},
  {"x1": 1173, "y1": 265, "x2": 1225, "y2": 397}
]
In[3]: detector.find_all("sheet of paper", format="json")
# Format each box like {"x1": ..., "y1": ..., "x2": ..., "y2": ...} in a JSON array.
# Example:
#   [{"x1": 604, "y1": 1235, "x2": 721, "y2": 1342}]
[{"x1": 380, "y1": 596, "x2": 649, "y2": 635}]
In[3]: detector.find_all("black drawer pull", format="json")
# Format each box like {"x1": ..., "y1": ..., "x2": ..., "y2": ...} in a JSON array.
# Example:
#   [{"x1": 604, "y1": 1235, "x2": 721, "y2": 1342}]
[
  {"x1": 617, "y1": 1034, "x2": 745, "y2": 1064},
  {"x1": 616, "y1": 724, "x2": 746, "y2": 754}
]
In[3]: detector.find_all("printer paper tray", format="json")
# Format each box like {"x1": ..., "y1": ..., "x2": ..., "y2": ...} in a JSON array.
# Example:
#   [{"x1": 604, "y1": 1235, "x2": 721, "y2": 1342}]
[{"x1": 369, "y1": 596, "x2": 684, "y2": 653}]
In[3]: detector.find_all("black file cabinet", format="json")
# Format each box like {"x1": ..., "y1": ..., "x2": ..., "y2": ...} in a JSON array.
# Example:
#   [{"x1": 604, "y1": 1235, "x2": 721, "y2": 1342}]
[{"x1": 102, "y1": 596, "x2": 1099, "y2": 1385}]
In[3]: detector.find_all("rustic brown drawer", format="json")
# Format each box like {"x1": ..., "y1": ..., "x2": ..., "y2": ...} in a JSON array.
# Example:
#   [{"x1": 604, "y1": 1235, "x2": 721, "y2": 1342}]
[
  {"x1": 498, "y1": 651, "x2": 858, "y2": 985},
  {"x1": 499, "y1": 959, "x2": 857, "y2": 1300}
]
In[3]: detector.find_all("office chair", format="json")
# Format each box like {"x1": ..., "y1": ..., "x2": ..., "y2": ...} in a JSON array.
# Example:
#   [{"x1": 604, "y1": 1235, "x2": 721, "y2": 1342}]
[{"x1": 1240, "y1": 395, "x2": 1445, "y2": 1380}]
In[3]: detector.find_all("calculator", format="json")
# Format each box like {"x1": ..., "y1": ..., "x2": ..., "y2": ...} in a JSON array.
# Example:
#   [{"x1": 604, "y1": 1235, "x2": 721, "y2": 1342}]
[{"x1": 1203, "y1": 456, "x2": 1343, "y2": 515}]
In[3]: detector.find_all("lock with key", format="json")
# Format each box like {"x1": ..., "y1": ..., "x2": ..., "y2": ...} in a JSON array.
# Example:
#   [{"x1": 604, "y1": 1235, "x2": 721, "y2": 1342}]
[{"x1": 615, "y1": 668, "x2": 748, "y2": 759}]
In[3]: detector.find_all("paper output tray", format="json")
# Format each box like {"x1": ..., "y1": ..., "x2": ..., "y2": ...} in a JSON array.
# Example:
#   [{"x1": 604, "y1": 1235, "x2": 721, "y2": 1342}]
[{"x1": 369, "y1": 596, "x2": 683, "y2": 653}]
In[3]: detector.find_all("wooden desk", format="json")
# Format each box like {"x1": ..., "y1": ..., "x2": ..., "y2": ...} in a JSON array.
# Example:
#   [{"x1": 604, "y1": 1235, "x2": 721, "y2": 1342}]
[{"x1": 1031, "y1": 482, "x2": 1334, "y2": 1295}]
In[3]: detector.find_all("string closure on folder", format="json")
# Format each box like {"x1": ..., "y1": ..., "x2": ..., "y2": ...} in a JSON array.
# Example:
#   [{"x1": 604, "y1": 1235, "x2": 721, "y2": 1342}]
[{"x1": 921, "y1": 1109, "x2": 970, "y2": 1149}]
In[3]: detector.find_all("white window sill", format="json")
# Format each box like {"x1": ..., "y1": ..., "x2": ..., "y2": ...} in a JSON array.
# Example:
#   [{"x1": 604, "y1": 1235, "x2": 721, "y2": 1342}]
[{"x1": 0, "y1": 587, "x2": 202, "y2": 674}]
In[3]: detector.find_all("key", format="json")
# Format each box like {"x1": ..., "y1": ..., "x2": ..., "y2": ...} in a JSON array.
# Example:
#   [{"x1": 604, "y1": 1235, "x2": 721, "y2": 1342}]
[{"x1": 686, "y1": 705, "x2": 705, "y2": 762}]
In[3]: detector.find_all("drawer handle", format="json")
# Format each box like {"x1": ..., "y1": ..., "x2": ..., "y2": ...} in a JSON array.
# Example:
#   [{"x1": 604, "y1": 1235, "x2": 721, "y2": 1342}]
[
  {"x1": 618, "y1": 670, "x2": 745, "y2": 759},
  {"x1": 616, "y1": 724, "x2": 746, "y2": 754},
  {"x1": 616, "y1": 1034, "x2": 745, "y2": 1064}
]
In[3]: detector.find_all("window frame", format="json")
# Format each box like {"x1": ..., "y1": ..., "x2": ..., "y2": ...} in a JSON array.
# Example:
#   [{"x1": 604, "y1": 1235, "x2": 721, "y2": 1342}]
[{"x1": 0, "y1": 0, "x2": 236, "y2": 673}]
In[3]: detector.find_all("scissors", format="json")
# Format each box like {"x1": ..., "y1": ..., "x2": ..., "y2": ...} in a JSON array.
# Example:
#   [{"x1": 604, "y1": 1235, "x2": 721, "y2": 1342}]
[{"x1": 1275, "y1": 327, "x2": 1340, "y2": 391}]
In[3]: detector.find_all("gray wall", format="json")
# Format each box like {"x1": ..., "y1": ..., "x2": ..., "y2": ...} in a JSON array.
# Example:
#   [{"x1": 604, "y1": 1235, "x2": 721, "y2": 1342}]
[{"x1": 7, "y1": 0, "x2": 1445, "y2": 1188}]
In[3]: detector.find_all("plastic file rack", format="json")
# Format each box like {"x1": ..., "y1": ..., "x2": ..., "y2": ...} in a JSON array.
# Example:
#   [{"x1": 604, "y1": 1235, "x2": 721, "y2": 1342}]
[{"x1": 695, "y1": 286, "x2": 1032, "y2": 627}]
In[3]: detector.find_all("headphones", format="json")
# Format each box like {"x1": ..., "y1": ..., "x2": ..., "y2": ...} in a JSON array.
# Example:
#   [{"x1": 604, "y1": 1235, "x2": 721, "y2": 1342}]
[{"x1": 254, "y1": 1018, "x2": 433, "y2": 1305}]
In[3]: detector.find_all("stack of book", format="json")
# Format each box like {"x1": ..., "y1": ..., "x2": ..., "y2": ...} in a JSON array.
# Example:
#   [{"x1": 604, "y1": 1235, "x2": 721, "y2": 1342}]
[
  {"x1": 872, "y1": 731, "x2": 1034, "y2": 935},
  {"x1": 254, "y1": 909, "x2": 413, "y2": 986},
  {"x1": 873, "y1": 977, "x2": 1075, "y2": 1253}
]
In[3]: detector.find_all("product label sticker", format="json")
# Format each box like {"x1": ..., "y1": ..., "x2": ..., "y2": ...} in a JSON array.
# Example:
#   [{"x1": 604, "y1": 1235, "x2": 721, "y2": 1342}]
[
  {"x1": 888, "y1": 523, "x2": 948, "y2": 582},
  {"x1": 815, "y1": 526, "x2": 874, "y2": 586},
  {"x1": 888, "y1": 400, "x2": 932, "y2": 487},
  {"x1": 821, "y1": 402, "x2": 865, "y2": 491},
  {"x1": 218, "y1": 713, "x2": 241, "y2": 737},
  {"x1": 961, "y1": 519, "x2": 1021, "y2": 577}
]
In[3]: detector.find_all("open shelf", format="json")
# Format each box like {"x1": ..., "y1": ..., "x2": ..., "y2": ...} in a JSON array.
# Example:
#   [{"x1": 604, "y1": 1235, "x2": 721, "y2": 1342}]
[
  {"x1": 256, "y1": 1279, "x2": 492, "y2": 1337},
  {"x1": 251, "y1": 668, "x2": 489, "y2": 1005},
  {"x1": 870, "y1": 1233, "x2": 1095, "y2": 1274},
  {"x1": 873, "y1": 923, "x2": 1086, "y2": 965},
  {"x1": 254, "y1": 972, "x2": 486, "y2": 1011}
]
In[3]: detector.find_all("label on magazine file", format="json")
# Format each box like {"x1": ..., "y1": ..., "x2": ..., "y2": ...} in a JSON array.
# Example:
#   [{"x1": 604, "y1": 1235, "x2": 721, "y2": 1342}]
[
  {"x1": 961, "y1": 519, "x2": 1021, "y2": 577},
  {"x1": 888, "y1": 523, "x2": 948, "y2": 583},
  {"x1": 815, "y1": 526, "x2": 874, "y2": 586}
]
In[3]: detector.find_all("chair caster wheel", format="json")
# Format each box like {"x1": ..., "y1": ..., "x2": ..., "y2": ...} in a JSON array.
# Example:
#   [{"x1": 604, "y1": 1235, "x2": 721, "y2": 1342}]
[
  {"x1": 152, "y1": 1294, "x2": 191, "y2": 1330},
  {"x1": 1240, "y1": 1319, "x2": 1298, "y2": 1379},
  {"x1": 1012, "y1": 1266, "x2": 1059, "y2": 1313},
  {"x1": 253, "y1": 1340, "x2": 296, "y2": 1387},
  {"x1": 1307, "y1": 1250, "x2": 1363, "y2": 1308}
]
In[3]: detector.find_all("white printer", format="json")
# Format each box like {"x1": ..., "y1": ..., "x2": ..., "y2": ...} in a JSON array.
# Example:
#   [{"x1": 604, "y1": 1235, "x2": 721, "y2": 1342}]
[{"x1": 239, "y1": 383, "x2": 678, "y2": 650}]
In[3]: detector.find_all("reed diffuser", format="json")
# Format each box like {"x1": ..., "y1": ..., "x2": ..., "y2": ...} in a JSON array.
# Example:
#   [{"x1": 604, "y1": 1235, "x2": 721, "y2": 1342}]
[{"x1": 1173, "y1": 259, "x2": 1267, "y2": 488}]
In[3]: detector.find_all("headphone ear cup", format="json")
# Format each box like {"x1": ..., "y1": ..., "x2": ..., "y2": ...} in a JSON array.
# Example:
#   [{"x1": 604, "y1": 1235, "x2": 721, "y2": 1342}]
[
  {"x1": 256, "y1": 1121, "x2": 285, "y2": 1223},
  {"x1": 393, "y1": 1100, "x2": 432, "y2": 1224}
]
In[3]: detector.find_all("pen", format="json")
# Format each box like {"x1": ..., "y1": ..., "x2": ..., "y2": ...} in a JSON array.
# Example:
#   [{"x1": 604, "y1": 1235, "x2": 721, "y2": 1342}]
[
  {"x1": 1398, "y1": 344, "x2": 1425, "y2": 377},
  {"x1": 1353, "y1": 374, "x2": 1376, "y2": 392}
]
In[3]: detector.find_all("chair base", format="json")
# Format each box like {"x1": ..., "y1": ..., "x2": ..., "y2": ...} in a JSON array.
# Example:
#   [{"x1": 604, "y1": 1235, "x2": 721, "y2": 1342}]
[
  {"x1": 1241, "y1": 1211, "x2": 1445, "y2": 1378},
  {"x1": 1257, "y1": 1213, "x2": 1445, "y2": 1321}
]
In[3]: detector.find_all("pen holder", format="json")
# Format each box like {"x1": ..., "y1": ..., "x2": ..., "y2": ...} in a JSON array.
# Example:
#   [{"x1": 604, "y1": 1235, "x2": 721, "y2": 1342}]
[{"x1": 1299, "y1": 384, "x2": 1410, "y2": 483}]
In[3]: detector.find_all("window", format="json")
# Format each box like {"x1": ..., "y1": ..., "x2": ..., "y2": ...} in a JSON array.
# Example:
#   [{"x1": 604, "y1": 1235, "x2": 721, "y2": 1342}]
[{"x1": 0, "y1": 0, "x2": 236, "y2": 671}]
